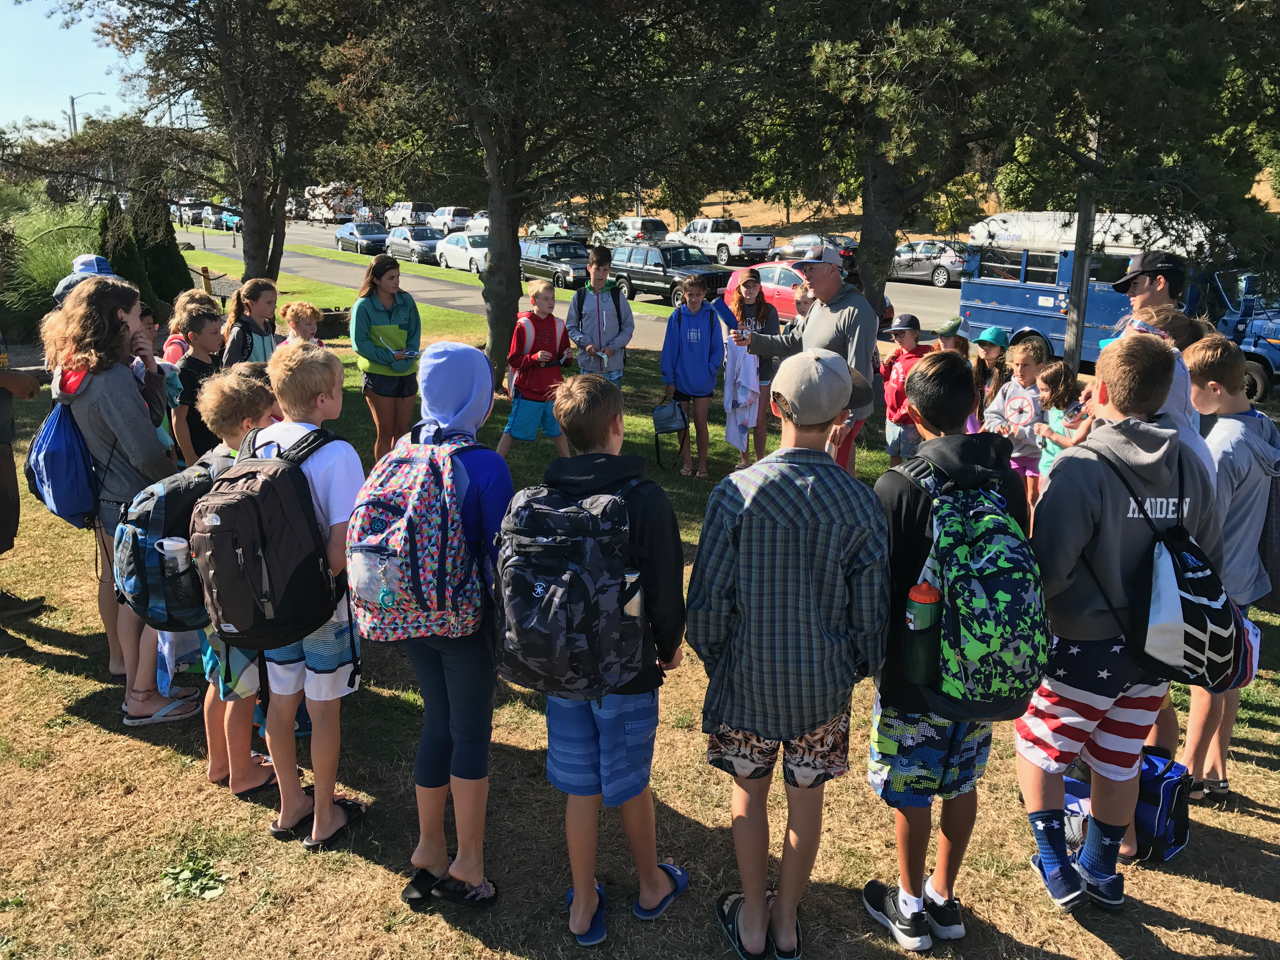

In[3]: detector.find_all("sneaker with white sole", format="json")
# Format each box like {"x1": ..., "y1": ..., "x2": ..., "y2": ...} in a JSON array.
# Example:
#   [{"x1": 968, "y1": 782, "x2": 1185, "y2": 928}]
[
  {"x1": 1030, "y1": 854, "x2": 1087, "y2": 912},
  {"x1": 922, "y1": 884, "x2": 965, "y2": 939},
  {"x1": 863, "y1": 880, "x2": 932, "y2": 952},
  {"x1": 1071, "y1": 852, "x2": 1125, "y2": 911},
  {"x1": 0, "y1": 591, "x2": 43, "y2": 620}
]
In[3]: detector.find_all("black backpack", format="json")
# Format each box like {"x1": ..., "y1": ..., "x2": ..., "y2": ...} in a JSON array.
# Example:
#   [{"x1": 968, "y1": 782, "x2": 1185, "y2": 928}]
[
  {"x1": 496, "y1": 479, "x2": 645, "y2": 699},
  {"x1": 1079, "y1": 449, "x2": 1242, "y2": 690},
  {"x1": 189, "y1": 429, "x2": 345, "y2": 651}
]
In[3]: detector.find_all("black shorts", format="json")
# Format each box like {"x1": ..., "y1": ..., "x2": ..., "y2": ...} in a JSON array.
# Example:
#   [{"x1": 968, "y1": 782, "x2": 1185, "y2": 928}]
[
  {"x1": 0, "y1": 444, "x2": 17, "y2": 555},
  {"x1": 673, "y1": 389, "x2": 712, "y2": 402},
  {"x1": 362, "y1": 371, "x2": 418, "y2": 399}
]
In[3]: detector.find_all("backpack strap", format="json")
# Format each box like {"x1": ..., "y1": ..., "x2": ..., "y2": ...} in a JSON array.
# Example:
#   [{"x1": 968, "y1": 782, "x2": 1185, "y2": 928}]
[
  {"x1": 573, "y1": 286, "x2": 586, "y2": 318},
  {"x1": 276, "y1": 428, "x2": 338, "y2": 467}
]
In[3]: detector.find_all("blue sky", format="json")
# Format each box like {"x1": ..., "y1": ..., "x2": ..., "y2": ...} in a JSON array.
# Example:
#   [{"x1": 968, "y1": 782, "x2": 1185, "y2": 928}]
[{"x1": 1, "y1": 2, "x2": 133, "y2": 130}]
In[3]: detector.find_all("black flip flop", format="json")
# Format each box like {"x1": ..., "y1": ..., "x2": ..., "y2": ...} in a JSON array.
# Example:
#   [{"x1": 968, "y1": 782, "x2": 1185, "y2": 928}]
[
  {"x1": 301, "y1": 796, "x2": 366, "y2": 851},
  {"x1": 267, "y1": 785, "x2": 315, "y2": 841},
  {"x1": 401, "y1": 856, "x2": 453, "y2": 909},
  {"x1": 233, "y1": 770, "x2": 278, "y2": 801},
  {"x1": 715, "y1": 891, "x2": 770, "y2": 960},
  {"x1": 432, "y1": 873, "x2": 499, "y2": 909}
]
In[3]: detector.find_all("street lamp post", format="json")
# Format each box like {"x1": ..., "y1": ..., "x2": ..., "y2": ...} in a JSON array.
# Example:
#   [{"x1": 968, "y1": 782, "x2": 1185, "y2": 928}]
[{"x1": 68, "y1": 91, "x2": 106, "y2": 137}]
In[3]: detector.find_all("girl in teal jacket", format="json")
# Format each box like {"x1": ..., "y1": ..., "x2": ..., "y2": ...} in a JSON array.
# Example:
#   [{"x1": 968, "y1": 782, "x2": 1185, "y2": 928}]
[{"x1": 350, "y1": 254, "x2": 421, "y2": 460}]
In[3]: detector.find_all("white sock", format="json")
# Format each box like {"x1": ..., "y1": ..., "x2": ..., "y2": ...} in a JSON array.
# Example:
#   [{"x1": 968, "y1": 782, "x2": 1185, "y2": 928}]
[
  {"x1": 898, "y1": 887, "x2": 924, "y2": 917},
  {"x1": 925, "y1": 876, "x2": 948, "y2": 906}
]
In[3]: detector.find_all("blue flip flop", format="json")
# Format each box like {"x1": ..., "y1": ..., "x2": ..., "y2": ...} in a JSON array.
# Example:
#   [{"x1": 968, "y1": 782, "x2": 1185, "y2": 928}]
[
  {"x1": 566, "y1": 884, "x2": 607, "y2": 946},
  {"x1": 633, "y1": 862, "x2": 689, "y2": 920}
]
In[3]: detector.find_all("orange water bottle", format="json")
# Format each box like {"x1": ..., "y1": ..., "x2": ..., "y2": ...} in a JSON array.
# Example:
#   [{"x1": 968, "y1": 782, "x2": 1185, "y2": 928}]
[{"x1": 903, "y1": 582, "x2": 942, "y2": 685}]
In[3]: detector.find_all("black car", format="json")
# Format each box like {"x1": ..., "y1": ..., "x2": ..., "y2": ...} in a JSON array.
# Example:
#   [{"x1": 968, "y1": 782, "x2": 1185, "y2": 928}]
[
  {"x1": 335, "y1": 221, "x2": 389, "y2": 254},
  {"x1": 609, "y1": 243, "x2": 734, "y2": 306},
  {"x1": 520, "y1": 239, "x2": 592, "y2": 289}
]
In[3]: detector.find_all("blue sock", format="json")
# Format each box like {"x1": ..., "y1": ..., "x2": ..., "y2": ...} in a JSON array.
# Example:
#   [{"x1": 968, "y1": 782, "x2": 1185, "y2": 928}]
[
  {"x1": 1028, "y1": 809, "x2": 1070, "y2": 874},
  {"x1": 1078, "y1": 816, "x2": 1127, "y2": 877}
]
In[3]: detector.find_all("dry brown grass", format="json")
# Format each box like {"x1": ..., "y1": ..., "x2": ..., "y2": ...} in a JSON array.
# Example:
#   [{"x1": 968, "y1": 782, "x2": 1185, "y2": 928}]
[{"x1": 1, "y1": 365, "x2": 1278, "y2": 960}]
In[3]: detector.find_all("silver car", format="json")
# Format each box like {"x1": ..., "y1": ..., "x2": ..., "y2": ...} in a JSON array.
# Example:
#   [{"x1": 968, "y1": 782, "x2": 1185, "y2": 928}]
[
  {"x1": 428, "y1": 206, "x2": 473, "y2": 233},
  {"x1": 890, "y1": 240, "x2": 971, "y2": 287},
  {"x1": 385, "y1": 226, "x2": 444, "y2": 263},
  {"x1": 436, "y1": 231, "x2": 489, "y2": 272}
]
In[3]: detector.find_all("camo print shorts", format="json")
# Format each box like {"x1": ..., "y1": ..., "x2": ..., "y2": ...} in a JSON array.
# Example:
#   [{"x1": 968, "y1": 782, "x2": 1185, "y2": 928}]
[{"x1": 706, "y1": 710, "x2": 850, "y2": 789}]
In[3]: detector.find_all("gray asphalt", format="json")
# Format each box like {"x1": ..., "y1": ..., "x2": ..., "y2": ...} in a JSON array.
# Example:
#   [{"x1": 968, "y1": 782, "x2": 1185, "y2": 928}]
[{"x1": 182, "y1": 220, "x2": 962, "y2": 353}]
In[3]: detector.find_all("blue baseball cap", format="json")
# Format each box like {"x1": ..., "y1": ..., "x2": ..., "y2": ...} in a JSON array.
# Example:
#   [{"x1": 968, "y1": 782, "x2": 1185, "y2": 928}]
[
  {"x1": 972, "y1": 326, "x2": 1009, "y2": 349},
  {"x1": 72, "y1": 254, "x2": 115, "y2": 276}
]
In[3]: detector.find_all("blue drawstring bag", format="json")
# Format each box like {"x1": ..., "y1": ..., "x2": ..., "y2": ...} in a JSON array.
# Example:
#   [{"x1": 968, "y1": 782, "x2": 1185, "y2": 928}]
[{"x1": 24, "y1": 402, "x2": 103, "y2": 529}]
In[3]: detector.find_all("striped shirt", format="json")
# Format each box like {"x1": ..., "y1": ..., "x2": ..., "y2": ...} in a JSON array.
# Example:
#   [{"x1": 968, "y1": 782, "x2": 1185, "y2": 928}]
[{"x1": 686, "y1": 447, "x2": 890, "y2": 741}]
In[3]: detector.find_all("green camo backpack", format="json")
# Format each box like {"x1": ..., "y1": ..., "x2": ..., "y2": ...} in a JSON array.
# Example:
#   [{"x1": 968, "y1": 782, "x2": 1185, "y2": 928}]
[{"x1": 893, "y1": 458, "x2": 1051, "y2": 722}]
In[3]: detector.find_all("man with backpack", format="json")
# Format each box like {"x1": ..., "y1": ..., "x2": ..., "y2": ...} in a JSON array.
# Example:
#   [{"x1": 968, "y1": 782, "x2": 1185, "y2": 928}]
[
  {"x1": 1015, "y1": 335, "x2": 1223, "y2": 912},
  {"x1": 498, "y1": 374, "x2": 688, "y2": 946},
  {"x1": 865, "y1": 352, "x2": 1043, "y2": 951},
  {"x1": 566, "y1": 247, "x2": 633, "y2": 384}
]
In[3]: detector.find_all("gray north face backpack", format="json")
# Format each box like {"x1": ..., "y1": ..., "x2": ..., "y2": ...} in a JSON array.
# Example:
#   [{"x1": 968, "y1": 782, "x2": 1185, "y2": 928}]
[{"x1": 496, "y1": 479, "x2": 645, "y2": 699}]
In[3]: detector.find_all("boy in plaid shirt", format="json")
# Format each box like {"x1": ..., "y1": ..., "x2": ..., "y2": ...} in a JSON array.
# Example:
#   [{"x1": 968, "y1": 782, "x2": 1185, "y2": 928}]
[{"x1": 687, "y1": 349, "x2": 889, "y2": 960}]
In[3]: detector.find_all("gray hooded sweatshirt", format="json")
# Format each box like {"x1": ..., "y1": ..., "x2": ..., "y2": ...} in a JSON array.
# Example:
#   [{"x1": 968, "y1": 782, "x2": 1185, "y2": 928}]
[
  {"x1": 1030, "y1": 417, "x2": 1223, "y2": 641},
  {"x1": 1206, "y1": 411, "x2": 1280, "y2": 605},
  {"x1": 50, "y1": 363, "x2": 174, "y2": 506},
  {"x1": 983, "y1": 378, "x2": 1043, "y2": 459},
  {"x1": 566, "y1": 282, "x2": 634, "y2": 376}
]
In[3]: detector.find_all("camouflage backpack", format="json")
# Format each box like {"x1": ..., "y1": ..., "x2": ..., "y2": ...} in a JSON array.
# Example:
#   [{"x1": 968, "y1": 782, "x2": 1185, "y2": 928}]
[
  {"x1": 892, "y1": 458, "x2": 1051, "y2": 722},
  {"x1": 496, "y1": 479, "x2": 645, "y2": 699}
]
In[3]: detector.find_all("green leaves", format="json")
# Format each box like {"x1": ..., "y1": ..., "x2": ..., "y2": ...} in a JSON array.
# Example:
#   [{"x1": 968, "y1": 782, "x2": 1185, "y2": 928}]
[{"x1": 161, "y1": 855, "x2": 229, "y2": 902}]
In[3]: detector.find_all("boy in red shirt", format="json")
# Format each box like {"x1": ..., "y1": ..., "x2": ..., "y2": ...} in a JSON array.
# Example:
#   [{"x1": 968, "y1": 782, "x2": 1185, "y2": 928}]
[
  {"x1": 496, "y1": 280, "x2": 574, "y2": 459},
  {"x1": 880, "y1": 314, "x2": 931, "y2": 466}
]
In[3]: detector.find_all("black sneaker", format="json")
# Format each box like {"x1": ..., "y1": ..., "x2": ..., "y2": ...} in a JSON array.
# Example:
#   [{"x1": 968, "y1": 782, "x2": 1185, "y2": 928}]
[
  {"x1": 863, "y1": 880, "x2": 932, "y2": 952},
  {"x1": 0, "y1": 626, "x2": 28, "y2": 655},
  {"x1": 0, "y1": 591, "x2": 43, "y2": 620},
  {"x1": 922, "y1": 884, "x2": 965, "y2": 940}
]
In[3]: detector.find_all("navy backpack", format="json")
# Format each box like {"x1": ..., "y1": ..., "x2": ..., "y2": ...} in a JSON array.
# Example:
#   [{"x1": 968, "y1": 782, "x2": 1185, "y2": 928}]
[{"x1": 25, "y1": 402, "x2": 102, "y2": 529}]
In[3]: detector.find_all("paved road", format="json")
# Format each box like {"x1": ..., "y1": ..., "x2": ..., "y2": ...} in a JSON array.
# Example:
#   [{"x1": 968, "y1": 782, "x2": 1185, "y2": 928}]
[{"x1": 182, "y1": 220, "x2": 962, "y2": 353}]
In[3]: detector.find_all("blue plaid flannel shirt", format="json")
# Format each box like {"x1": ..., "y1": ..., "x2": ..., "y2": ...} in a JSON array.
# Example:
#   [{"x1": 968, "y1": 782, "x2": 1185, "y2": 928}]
[{"x1": 686, "y1": 447, "x2": 890, "y2": 741}]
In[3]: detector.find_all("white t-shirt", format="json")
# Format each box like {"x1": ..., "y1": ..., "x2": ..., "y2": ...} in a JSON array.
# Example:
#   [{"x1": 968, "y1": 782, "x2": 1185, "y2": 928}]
[{"x1": 252, "y1": 421, "x2": 365, "y2": 618}]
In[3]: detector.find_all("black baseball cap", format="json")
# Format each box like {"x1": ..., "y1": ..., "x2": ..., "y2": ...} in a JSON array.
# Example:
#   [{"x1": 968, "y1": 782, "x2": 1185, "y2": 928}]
[
  {"x1": 1112, "y1": 251, "x2": 1185, "y2": 293},
  {"x1": 887, "y1": 313, "x2": 921, "y2": 332}
]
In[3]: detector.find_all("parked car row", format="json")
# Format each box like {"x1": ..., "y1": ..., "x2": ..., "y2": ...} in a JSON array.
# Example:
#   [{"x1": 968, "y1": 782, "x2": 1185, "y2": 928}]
[{"x1": 385, "y1": 226, "x2": 445, "y2": 263}]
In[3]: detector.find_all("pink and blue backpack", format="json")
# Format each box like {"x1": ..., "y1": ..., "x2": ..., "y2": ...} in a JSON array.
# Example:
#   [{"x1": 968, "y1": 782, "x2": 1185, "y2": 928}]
[{"x1": 346, "y1": 427, "x2": 485, "y2": 642}]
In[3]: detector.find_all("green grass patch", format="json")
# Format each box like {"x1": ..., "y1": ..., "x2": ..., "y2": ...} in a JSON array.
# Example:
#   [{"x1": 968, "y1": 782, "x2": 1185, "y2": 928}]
[
  {"x1": 284, "y1": 242, "x2": 672, "y2": 317},
  {"x1": 160, "y1": 855, "x2": 228, "y2": 901}
]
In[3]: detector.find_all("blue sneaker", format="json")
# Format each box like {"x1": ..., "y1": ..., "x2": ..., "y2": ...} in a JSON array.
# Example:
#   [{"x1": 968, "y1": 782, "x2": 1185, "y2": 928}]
[
  {"x1": 1030, "y1": 854, "x2": 1086, "y2": 912},
  {"x1": 255, "y1": 700, "x2": 313, "y2": 740},
  {"x1": 1071, "y1": 852, "x2": 1125, "y2": 911}
]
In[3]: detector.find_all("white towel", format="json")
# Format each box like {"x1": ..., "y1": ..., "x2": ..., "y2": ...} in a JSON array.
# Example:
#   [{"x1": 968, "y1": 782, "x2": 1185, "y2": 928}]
[{"x1": 723, "y1": 322, "x2": 760, "y2": 453}]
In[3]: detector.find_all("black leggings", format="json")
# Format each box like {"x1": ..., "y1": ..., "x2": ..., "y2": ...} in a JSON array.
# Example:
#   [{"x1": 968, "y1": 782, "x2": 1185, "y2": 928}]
[{"x1": 403, "y1": 626, "x2": 497, "y2": 788}]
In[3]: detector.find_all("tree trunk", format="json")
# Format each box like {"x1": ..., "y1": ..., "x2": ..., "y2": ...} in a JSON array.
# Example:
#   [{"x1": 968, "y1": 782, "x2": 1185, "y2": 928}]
[
  {"x1": 482, "y1": 186, "x2": 526, "y2": 392},
  {"x1": 238, "y1": 177, "x2": 275, "y2": 281},
  {"x1": 266, "y1": 173, "x2": 289, "y2": 280},
  {"x1": 859, "y1": 144, "x2": 935, "y2": 317}
]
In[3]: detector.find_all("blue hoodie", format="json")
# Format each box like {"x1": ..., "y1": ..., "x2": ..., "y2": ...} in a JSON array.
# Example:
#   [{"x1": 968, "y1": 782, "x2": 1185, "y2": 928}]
[
  {"x1": 416, "y1": 342, "x2": 515, "y2": 589},
  {"x1": 660, "y1": 302, "x2": 723, "y2": 397}
]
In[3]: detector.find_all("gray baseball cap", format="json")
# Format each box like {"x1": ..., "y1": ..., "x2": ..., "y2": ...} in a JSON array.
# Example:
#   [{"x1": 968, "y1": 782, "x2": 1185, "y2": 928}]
[
  {"x1": 793, "y1": 246, "x2": 844, "y2": 270},
  {"x1": 770, "y1": 348, "x2": 871, "y2": 424}
]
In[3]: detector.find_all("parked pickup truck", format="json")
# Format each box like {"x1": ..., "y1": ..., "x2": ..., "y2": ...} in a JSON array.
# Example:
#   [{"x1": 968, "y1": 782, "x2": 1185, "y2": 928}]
[{"x1": 669, "y1": 218, "x2": 774, "y2": 265}]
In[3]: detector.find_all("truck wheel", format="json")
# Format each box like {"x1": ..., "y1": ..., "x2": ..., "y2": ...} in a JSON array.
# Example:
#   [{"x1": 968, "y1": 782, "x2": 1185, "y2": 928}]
[
  {"x1": 717, "y1": 245, "x2": 731, "y2": 265},
  {"x1": 1245, "y1": 360, "x2": 1271, "y2": 402},
  {"x1": 554, "y1": 273, "x2": 566, "y2": 289},
  {"x1": 1014, "y1": 332, "x2": 1054, "y2": 363},
  {"x1": 931, "y1": 266, "x2": 951, "y2": 287},
  {"x1": 616, "y1": 277, "x2": 633, "y2": 300},
  {"x1": 669, "y1": 285, "x2": 685, "y2": 307}
]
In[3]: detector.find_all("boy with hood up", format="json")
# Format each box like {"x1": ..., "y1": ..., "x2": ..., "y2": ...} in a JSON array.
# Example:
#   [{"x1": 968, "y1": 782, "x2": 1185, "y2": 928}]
[
  {"x1": 1178, "y1": 335, "x2": 1280, "y2": 802},
  {"x1": 1014, "y1": 334, "x2": 1223, "y2": 914}
]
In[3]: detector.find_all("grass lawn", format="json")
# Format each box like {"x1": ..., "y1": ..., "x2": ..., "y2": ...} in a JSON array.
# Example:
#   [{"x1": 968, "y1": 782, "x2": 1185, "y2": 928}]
[
  {"x1": 0, "y1": 344, "x2": 1278, "y2": 959},
  {"x1": 284, "y1": 243, "x2": 674, "y2": 318}
]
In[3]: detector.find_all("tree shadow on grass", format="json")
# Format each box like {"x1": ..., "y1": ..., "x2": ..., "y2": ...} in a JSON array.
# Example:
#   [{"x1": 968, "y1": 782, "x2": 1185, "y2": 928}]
[
  {"x1": 1139, "y1": 820, "x2": 1280, "y2": 904},
  {"x1": 1074, "y1": 897, "x2": 1279, "y2": 959}
]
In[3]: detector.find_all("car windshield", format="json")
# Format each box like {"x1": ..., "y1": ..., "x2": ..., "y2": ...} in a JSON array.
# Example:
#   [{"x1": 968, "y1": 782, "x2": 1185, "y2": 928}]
[
  {"x1": 466, "y1": 235, "x2": 489, "y2": 248},
  {"x1": 354, "y1": 223, "x2": 383, "y2": 235},
  {"x1": 663, "y1": 246, "x2": 710, "y2": 266},
  {"x1": 410, "y1": 228, "x2": 442, "y2": 239},
  {"x1": 549, "y1": 243, "x2": 588, "y2": 259}
]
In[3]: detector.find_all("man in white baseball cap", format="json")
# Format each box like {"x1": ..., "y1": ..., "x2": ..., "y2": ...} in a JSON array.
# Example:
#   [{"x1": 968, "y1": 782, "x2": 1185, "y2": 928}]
[{"x1": 730, "y1": 247, "x2": 880, "y2": 474}]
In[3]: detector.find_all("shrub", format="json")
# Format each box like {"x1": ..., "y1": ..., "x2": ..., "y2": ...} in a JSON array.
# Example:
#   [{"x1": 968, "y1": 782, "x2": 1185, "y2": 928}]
[{"x1": 0, "y1": 200, "x2": 99, "y2": 341}]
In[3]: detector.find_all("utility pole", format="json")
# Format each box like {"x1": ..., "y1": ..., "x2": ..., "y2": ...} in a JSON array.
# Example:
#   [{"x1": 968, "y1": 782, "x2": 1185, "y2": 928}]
[
  {"x1": 68, "y1": 91, "x2": 105, "y2": 138},
  {"x1": 1063, "y1": 191, "x2": 1095, "y2": 376}
]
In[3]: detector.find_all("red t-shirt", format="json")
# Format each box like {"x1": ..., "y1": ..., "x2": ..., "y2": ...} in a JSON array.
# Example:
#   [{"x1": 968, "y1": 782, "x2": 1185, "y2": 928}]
[
  {"x1": 880, "y1": 344, "x2": 931, "y2": 426},
  {"x1": 508, "y1": 311, "x2": 571, "y2": 403}
]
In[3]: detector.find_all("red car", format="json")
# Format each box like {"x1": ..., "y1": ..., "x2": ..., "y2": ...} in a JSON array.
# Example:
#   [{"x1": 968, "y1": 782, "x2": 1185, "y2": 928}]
[{"x1": 722, "y1": 262, "x2": 894, "y2": 326}]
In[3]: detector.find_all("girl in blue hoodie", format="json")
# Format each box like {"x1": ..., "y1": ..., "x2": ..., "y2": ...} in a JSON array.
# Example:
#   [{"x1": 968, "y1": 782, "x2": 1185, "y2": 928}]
[{"x1": 661, "y1": 275, "x2": 722, "y2": 477}]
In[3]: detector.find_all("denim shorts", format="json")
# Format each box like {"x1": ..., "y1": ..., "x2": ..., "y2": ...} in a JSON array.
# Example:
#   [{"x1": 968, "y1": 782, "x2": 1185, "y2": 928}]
[
  {"x1": 545, "y1": 691, "x2": 659, "y2": 806},
  {"x1": 362, "y1": 371, "x2": 418, "y2": 399},
  {"x1": 885, "y1": 420, "x2": 922, "y2": 458},
  {"x1": 503, "y1": 394, "x2": 562, "y2": 442}
]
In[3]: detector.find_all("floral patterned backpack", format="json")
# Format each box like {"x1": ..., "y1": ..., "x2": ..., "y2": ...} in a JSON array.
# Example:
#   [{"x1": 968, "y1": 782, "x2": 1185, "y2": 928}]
[{"x1": 346, "y1": 427, "x2": 484, "y2": 642}]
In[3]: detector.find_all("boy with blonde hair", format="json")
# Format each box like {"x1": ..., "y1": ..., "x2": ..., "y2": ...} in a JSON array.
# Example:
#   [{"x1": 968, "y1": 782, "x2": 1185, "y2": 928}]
[
  {"x1": 497, "y1": 279, "x2": 573, "y2": 459},
  {"x1": 253, "y1": 342, "x2": 368, "y2": 848},
  {"x1": 1178, "y1": 335, "x2": 1280, "y2": 801}
]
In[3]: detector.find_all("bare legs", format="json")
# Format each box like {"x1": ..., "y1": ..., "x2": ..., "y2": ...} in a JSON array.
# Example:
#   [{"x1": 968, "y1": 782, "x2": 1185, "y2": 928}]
[
  {"x1": 266, "y1": 691, "x2": 353, "y2": 841},
  {"x1": 895, "y1": 790, "x2": 978, "y2": 902},
  {"x1": 679, "y1": 397, "x2": 710, "y2": 474},
  {"x1": 204, "y1": 688, "x2": 273, "y2": 791},
  {"x1": 413, "y1": 776, "x2": 490, "y2": 887},
  {"x1": 96, "y1": 528, "x2": 124, "y2": 676},
  {"x1": 366, "y1": 390, "x2": 418, "y2": 461}
]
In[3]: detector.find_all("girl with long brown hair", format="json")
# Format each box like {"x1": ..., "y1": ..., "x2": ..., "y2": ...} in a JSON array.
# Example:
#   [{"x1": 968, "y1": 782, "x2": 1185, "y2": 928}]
[
  {"x1": 350, "y1": 254, "x2": 421, "y2": 460},
  {"x1": 221, "y1": 278, "x2": 278, "y2": 367},
  {"x1": 729, "y1": 268, "x2": 780, "y2": 468},
  {"x1": 43, "y1": 277, "x2": 198, "y2": 725}
]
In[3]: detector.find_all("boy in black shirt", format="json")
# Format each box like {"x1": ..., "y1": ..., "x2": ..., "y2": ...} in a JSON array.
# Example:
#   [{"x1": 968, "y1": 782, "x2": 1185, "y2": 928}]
[
  {"x1": 866, "y1": 352, "x2": 1027, "y2": 951},
  {"x1": 173, "y1": 298, "x2": 225, "y2": 464}
]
